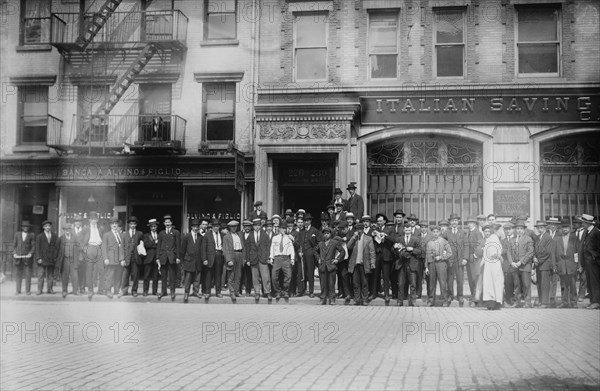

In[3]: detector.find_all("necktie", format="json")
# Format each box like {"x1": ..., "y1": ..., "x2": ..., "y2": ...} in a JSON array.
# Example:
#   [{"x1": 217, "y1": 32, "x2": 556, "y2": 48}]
[
  {"x1": 47, "y1": 233, "x2": 51, "y2": 243},
  {"x1": 280, "y1": 234, "x2": 284, "y2": 252},
  {"x1": 131, "y1": 230, "x2": 135, "y2": 238},
  {"x1": 405, "y1": 235, "x2": 409, "y2": 244},
  {"x1": 115, "y1": 232, "x2": 121, "y2": 245},
  {"x1": 66, "y1": 234, "x2": 71, "y2": 240},
  {"x1": 255, "y1": 232, "x2": 259, "y2": 244},
  {"x1": 216, "y1": 233, "x2": 220, "y2": 249},
  {"x1": 167, "y1": 228, "x2": 171, "y2": 235},
  {"x1": 453, "y1": 228, "x2": 457, "y2": 235},
  {"x1": 517, "y1": 235, "x2": 520, "y2": 243},
  {"x1": 152, "y1": 232, "x2": 157, "y2": 240},
  {"x1": 193, "y1": 233, "x2": 196, "y2": 243}
]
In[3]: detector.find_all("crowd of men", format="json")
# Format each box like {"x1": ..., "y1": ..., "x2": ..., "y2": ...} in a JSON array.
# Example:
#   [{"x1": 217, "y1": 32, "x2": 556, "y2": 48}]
[{"x1": 9, "y1": 182, "x2": 600, "y2": 309}]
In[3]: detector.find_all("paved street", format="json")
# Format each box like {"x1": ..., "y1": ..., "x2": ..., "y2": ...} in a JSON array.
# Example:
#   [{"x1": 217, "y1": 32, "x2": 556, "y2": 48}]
[{"x1": 1, "y1": 280, "x2": 599, "y2": 391}]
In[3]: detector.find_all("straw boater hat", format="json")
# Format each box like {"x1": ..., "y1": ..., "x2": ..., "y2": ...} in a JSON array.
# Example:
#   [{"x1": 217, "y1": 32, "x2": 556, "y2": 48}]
[
  {"x1": 577, "y1": 214, "x2": 595, "y2": 223},
  {"x1": 147, "y1": 219, "x2": 159, "y2": 227}
]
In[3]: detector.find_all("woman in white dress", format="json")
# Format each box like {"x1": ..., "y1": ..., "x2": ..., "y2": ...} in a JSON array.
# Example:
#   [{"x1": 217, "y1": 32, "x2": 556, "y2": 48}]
[{"x1": 476, "y1": 225, "x2": 505, "y2": 310}]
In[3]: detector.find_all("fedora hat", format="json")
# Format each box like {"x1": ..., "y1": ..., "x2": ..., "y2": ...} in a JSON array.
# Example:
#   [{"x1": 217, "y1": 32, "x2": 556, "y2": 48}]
[
  {"x1": 534, "y1": 220, "x2": 547, "y2": 227},
  {"x1": 407, "y1": 214, "x2": 418, "y2": 221},
  {"x1": 190, "y1": 219, "x2": 200, "y2": 226},
  {"x1": 333, "y1": 188, "x2": 343, "y2": 195},
  {"x1": 393, "y1": 209, "x2": 405, "y2": 217},
  {"x1": 62, "y1": 223, "x2": 73, "y2": 230},
  {"x1": 284, "y1": 209, "x2": 293, "y2": 216},
  {"x1": 439, "y1": 220, "x2": 449, "y2": 226},
  {"x1": 346, "y1": 182, "x2": 357, "y2": 190},
  {"x1": 465, "y1": 216, "x2": 477, "y2": 223},
  {"x1": 448, "y1": 213, "x2": 461, "y2": 221},
  {"x1": 163, "y1": 214, "x2": 173, "y2": 222},
  {"x1": 304, "y1": 213, "x2": 313, "y2": 221},
  {"x1": 546, "y1": 217, "x2": 560, "y2": 225},
  {"x1": 41, "y1": 220, "x2": 53, "y2": 227},
  {"x1": 127, "y1": 216, "x2": 139, "y2": 224},
  {"x1": 515, "y1": 220, "x2": 527, "y2": 228},
  {"x1": 244, "y1": 220, "x2": 254, "y2": 226},
  {"x1": 20, "y1": 220, "x2": 32, "y2": 227}
]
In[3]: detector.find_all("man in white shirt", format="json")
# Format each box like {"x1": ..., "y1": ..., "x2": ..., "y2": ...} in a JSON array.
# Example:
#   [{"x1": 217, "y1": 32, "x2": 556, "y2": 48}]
[
  {"x1": 83, "y1": 212, "x2": 105, "y2": 298},
  {"x1": 223, "y1": 220, "x2": 244, "y2": 303},
  {"x1": 270, "y1": 222, "x2": 295, "y2": 300}
]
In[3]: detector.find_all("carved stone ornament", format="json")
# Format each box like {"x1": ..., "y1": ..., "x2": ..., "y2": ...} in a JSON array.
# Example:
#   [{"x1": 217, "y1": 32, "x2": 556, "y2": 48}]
[{"x1": 259, "y1": 122, "x2": 347, "y2": 139}]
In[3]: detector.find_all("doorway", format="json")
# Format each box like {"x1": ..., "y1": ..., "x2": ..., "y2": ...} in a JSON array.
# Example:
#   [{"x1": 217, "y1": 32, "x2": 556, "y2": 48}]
[{"x1": 130, "y1": 204, "x2": 182, "y2": 233}]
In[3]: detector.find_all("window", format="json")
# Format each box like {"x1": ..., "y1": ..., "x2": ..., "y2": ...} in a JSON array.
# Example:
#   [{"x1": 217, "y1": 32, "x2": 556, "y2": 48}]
[
  {"x1": 19, "y1": 87, "x2": 48, "y2": 144},
  {"x1": 78, "y1": 85, "x2": 110, "y2": 142},
  {"x1": 434, "y1": 8, "x2": 465, "y2": 78},
  {"x1": 139, "y1": 84, "x2": 173, "y2": 141},
  {"x1": 20, "y1": 0, "x2": 50, "y2": 45},
  {"x1": 205, "y1": 0, "x2": 237, "y2": 40},
  {"x1": 294, "y1": 13, "x2": 328, "y2": 81},
  {"x1": 369, "y1": 11, "x2": 398, "y2": 79},
  {"x1": 516, "y1": 5, "x2": 560, "y2": 76},
  {"x1": 204, "y1": 82, "x2": 235, "y2": 142}
]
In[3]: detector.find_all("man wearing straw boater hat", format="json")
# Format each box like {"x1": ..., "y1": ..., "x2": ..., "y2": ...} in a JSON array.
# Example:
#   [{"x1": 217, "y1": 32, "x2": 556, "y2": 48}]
[
  {"x1": 13, "y1": 220, "x2": 35, "y2": 295},
  {"x1": 578, "y1": 214, "x2": 600, "y2": 309}
]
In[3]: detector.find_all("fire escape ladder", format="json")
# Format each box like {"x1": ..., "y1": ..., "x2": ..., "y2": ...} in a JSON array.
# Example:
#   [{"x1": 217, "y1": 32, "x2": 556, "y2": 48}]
[{"x1": 75, "y1": 0, "x2": 123, "y2": 50}]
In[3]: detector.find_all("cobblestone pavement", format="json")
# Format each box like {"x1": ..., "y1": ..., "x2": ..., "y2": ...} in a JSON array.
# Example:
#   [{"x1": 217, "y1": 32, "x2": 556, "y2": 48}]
[{"x1": 1, "y1": 279, "x2": 599, "y2": 391}]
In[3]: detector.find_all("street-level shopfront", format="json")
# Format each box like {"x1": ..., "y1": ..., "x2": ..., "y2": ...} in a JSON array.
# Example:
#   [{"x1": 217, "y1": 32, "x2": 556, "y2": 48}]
[
  {"x1": 0, "y1": 155, "x2": 253, "y2": 274},
  {"x1": 255, "y1": 84, "x2": 600, "y2": 225}
]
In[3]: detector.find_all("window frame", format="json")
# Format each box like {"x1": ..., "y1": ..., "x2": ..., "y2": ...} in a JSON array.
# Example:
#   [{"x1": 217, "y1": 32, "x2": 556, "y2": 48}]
[
  {"x1": 202, "y1": 82, "x2": 237, "y2": 143},
  {"x1": 204, "y1": 0, "x2": 237, "y2": 41},
  {"x1": 433, "y1": 7, "x2": 466, "y2": 79},
  {"x1": 18, "y1": 86, "x2": 49, "y2": 145},
  {"x1": 515, "y1": 4, "x2": 562, "y2": 78},
  {"x1": 293, "y1": 11, "x2": 329, "y2": 82},
  {"x1": 367, "y1": 10, "x2": 399, "y2": 80},
  {"x1": 19, "y1": 0, "x2": 51, "y2": 45}
]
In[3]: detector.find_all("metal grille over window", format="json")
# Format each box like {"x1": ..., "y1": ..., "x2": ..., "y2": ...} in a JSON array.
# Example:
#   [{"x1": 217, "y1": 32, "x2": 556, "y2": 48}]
[
  {"x1": 367, "y1": 137, "x2": 482, "y2": 226},
  {"x1": 540, "y1": 136, "x2": 600, "y2": 219}
]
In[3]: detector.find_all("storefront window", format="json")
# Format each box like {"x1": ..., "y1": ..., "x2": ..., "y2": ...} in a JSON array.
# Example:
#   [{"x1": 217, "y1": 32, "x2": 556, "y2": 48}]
[{"x1": 186, "y1": 186, "x2": 241, "y2": 222}]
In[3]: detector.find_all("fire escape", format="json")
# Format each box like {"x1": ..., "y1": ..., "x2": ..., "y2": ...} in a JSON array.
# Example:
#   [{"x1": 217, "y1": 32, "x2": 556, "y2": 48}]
[{"x1": 48, "y1": 0, "x2": 188, "y2": 155}]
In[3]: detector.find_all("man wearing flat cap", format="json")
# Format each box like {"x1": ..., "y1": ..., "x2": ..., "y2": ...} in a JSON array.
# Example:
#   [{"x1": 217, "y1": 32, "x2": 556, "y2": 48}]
[
  {"x1": 345, "y1": 183, "x2": 364, "y2": 221},
  {"x1": 119, "y1": 216, "x2": 143, "y2": 298},
  {"x1": 249, "y1": 201, "x2": 268, "y2": 221},
  {"x1": 36, "y1": 220, "x2": 59, "y2": 295},
  {"x1": 551, "y1": 219, "x2": 579, "y2": 308},
  {"x1": 141, "y1": 219, "x2": 160, "y2": 296},
  {"x1": 507, "y1": 220, "x2": 535, "y2": 308},
  {"x1": 157, "y1": 214, "x2": 181, "y2": 301},
  {"x1": 101, "y1": 218, "x2": 129, "y2": 299},
  {"x1": 223, "y1": 220, "x2": 244, "y2": 303},
  {"x1": 13, "y1": 220, "x2": 35, "y2": 295},
  {"x1": 578, "y1": 214, "x2": 600, "y2": 309}
]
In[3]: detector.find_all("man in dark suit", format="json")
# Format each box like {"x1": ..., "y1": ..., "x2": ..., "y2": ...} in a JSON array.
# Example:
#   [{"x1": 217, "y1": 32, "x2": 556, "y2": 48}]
[
  {"x1": 462, "y1": 216, "x2": 484, "y2": 306},
  {"x1": 249, "y1": 201, "x2": 268, "y2": 221},
  {"x1": 36, "y1": 220, "x2": 59, "y2": 295},
  {"x1": 579, "y1": 214, "x2": 600, "y2": 309},
  {"x1": 223, "y1": 220, "x2": 244, "y2": 303},
  {"x1": 574, "y1": 216, "x2": 588, "y2": 301},
  {"x1": 345, "y1": 183, "x2": 364, "y2": 220},
  {"x1": 534, "y1": 219, "x2": 553, "y2": 307},
  {"x1": 202, "y1": 219, "x2": 224, "y2": 298},
  {"x1": 508, "y1": 220, "x2": 535, "y2": 308},
  {"x1": 348, "y1": 222, "x2": 375, "y2": 306},
  {"x1": 180, "y1": 219, "x2": 203, "y2": 303},
  {"x1": 299, "y1": 214, "x2": 322, "y2": 298},
  {"x1": 501, "y1": 222, "x2": 516, "y2": 305},
  {"x1": 394, "y1": 225, "x2": 422, "y2": 306},
  {"x1": 443, "y1": 213, "x2": 466, "y2": 306},
  {"x1": 316, "y1": 227, "x2": 345, "y2": 305},
  {"x1": 370, "y1": 213, "x2": 395, "y2": 303},
  {"x1": 552, "y1": 219, "x2": 580, "y2": 308},
  {"x1": 330, "y1": 188, "x2": 347, "y2": 211},
  {"x1": 141, "y1": 219, "x2": 160, "y2": 296},
  {"x1": 120, "y1": 216, "x2": 144, "y2": 297},
  {"x1": 57, "y1": 223, "x2": 81, "y2": 298},
  {"x1": 101, "y1": 218, "x2": 129, "y2": 299},
  {"x1": 71, "y1": 216, "x2": 86, "y2": 294},
  {"x1": 157, "y1": 214, "x2": 181, "y2": 301},
  {"x1": 13, "y1": 220, "x2": 35, "y2": 295},
  {"x1": 246, "y1": 218, "x2": 272, "y2": 303},
  {"x1": 287, "y1": 217, "x2": 303, "y2": 297},
  {"x1": 82, "y1": 211, "x2": 105, "y2": 297}
]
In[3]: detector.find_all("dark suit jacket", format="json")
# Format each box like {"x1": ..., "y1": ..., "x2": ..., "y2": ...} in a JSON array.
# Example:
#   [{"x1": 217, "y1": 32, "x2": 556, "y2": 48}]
[
  {"x1": 203, "y1": 230, "x2": 224, "y2": 268},
  {"x1": 316, "y1": 239, "x2": 345, "y2": 272},
  {"x1": 372, "y1": 225, "x2": 395, "y2": 262},
  {"x1": 507, "y1": 235, "x2": 534, "y2": 272},
  {"x1": 124, "y1": 229, "x2": 144, "y2": 265},
  {"x1": 300, "y1": 226, "x2": 322, "y2": 253},
  {"x1": 36, "y1": 232, "x2": 59, "y2": 266},
  {"x1": 13, "y1": 231, "x2": 35, "y2": 266},
  {"x1": 245, "y1": 230, "x2": 270, "y2": 266},
  {"x1": 101, "y1": 230, "x2": 128, "y2": 266},
  {"x1": 142, "y1": 232, "x2": 159, "y2": 264},
  {"x1": 535, "y1": 232, "x2": 555, "y2": 271},
  {"x1": 580, "y1": 226, "x2": 600, "y2": 269},
  {"x1": 552, "y1": 233, "x2": 579, "y2": 275},
  {"x1": 346, "y1": 193, "x2": 364, "y2": 220},
  {"x1": 157, "y1": 228, "x2": 181, "y2": 265},
  {"x1": 249, "y1": 210, "x2": 268, "y2": 221},
  {"x1": 396, "y1": 234, "x2": 422, "y2": 271},
  {"x1": 348, "y1": 232, "x2": 375, "y2": 274},
  {"x1": 57, "y1": 234, "x2": 81, "y2": 270},
  {"x1": 463, "y1": 228, "x2": 484, "y2": 263},
  {"x1": 443, "y1": 228, "x2": 465, "y2": 265},
  {"x1": 180, "y1": 232, "x2": 203, "y2": 272}
]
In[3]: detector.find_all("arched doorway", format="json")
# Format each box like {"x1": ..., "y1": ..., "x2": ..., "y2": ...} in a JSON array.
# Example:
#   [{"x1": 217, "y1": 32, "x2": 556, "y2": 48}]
[
  {"x1": 367, "y1": 135, "x2": 483, "y2": 225},
  {"x1": 540, "y1": 133, "x2": 600, "y2": 219}
]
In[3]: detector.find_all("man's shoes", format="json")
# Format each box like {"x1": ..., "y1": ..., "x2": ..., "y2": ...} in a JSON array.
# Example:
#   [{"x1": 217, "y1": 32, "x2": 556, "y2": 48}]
[
  {"x1": 267, "y1": 295, "x2": 273, "y2": 303},
  {"x1": 26, "y1": 291, "x2": 31, "y2": 296},
  {"x1": 143, "y1": 292, "x2": 148, "y2": 297},
  {"x1": 344, "y1": 298, "x2": 351, "y2": 305},
  {"x1": 408, "y1": 300, "x2": 415, "y2": 307},
  {"x1": 190, "y1": 293, "x2": 199, "y2": 298},
  {"x1": 469, "y1": 301, "x2": 476, "y2": 307},
  {"x1": 397, "y1": 300, "x2": 403, "y2": 307},
  {"x1": 216, "y1": 293, "x2": 223, "y2": 298},
  {"x1": 321, "y1": 299, "x2": 327, "y2": 305},
  {"x1": 309, "y1": 293, "x2": 315, "y2": 298},
  {"x1": 459, "y1": 299, "x2": 464, "y2": 307},
  {"x1": 539, "y1": 304, "x2": 548, "y2": 309},
  {"x1": 331, "y1": 297, "x2": 336, "y2": 305},
  {"x1": 523, "y1": 303, "x2": 533, "y2": 308},
  {"x1": 231, "y1": 294, "x2": 237, "y2": 303},
  {"x1": 204, "y1": 294, "x2": 210, "y2": 301},
  {"x1": 429, "y1": 301, "x2": 435, "y2": 307},
  {"x1": 62, "y1": 292, "x2": 67, "y2": 298},
  {"x1": 15, "y1": 292, "x2": 21, "y2": 296},
  {"x1": 246, "y1": 293, "x2": 252, "y2": 297},
  {"x1": 117, "y1": 290, "x2": 125, "y2": 298},
  {"x1": 367, "y1": 295, "x2": 376, "y2": 302},
  {"x1": 442, "y1": 302, "x2": 450, "y2": 307},
  {"x1": 48, "y1": 290, "x2": 55, "y2": 294},
  {"x1": 296, "y1": 293, "x2": 305, "y2": 298},
  {"x1": 72, "y1": 292, "x2": 80, "y2": 296},
  {"x1": 558, "y1": 302, "x2": 570, "y2": 309},
  {"x1": 354, "y1": 300, "x2": 362, "y2": 306},
  {"x1": 255, "y1": 294, "x2": 260, "y2": 303},
  {"x1": 106, "y1": 291, "x2": 113, "y2": 299},
  {"x1": 158, "y1": 293, "x2": 164, "y2": 300},
  {"x1": 88, "y1": 292, "x2": 93, "y2": 301},
  {"x1": 586, "y1": 303, "x2": 600, "y2": 310},
  {"x1": 235, "y1": 292, "x2": 242, "y2": 297},
  {"x1": 132, "y1": 292, "x2": 138, "y2": 297},
  {"x1": 36, "y1": 291, "x2": 43, "y2": 296},
  {"x1": 171, "y1": 293, "x2": 176, "y2": 302},
  {"x1": 183, "y1": 293, "x2": 189, "y2": 303}
]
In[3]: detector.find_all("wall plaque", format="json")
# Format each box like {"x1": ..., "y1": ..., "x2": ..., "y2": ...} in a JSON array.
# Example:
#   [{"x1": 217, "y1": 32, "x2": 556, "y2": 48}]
[{"x1": 493, "y1": 190, "x2": 530, "y2": 217}]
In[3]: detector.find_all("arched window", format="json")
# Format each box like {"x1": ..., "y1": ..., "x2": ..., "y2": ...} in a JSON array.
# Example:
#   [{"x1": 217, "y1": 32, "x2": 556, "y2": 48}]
[{"x1": 367, "y1": 135, "x2": 482, "y2": 225}]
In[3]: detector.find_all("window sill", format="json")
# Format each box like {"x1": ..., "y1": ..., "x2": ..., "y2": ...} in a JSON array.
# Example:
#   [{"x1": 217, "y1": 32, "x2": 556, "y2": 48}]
[
  {"x1": 16, "y1": 44, "x2": 53, "y2": 52},
  {"x1": 200, "y1": 39, "x2": 239, "y2": 47},
  {"x1": 12, "y1": 145, "x2": 50, "y2": 153}
]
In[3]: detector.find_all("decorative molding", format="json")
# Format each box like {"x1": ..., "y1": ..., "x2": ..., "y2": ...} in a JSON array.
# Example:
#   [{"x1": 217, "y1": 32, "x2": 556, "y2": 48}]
[
  {"x1": 9, "y1": 75, "x2": 57, "y2": 86},
  {"x1": 68, "y1": 75, "x2": 117, "y2": 85},
  {"x1": 255, "y1": 102, "x2": 360, "y2": 123},
  {"x1": 362, "y1": 0, "x2": 402, "y2": 9},
  {"x1": 259, "y1": 122, "x2": 348, "y2": 140},
  {"x1": 194, "y1": 71, "x2": 245, "y2": 83},
  {"x1": 134, "y1": 73, "x2": 180, "y2": 84}
]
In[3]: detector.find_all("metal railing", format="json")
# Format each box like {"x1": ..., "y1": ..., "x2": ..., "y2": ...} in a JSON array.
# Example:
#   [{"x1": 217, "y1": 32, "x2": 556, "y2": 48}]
[
  {"x1": 70, "y1": 114, "x2": 186, "y2": 151},
  {"x1": 51, "y1": 10, "x2": 188, "y2": 47}
]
